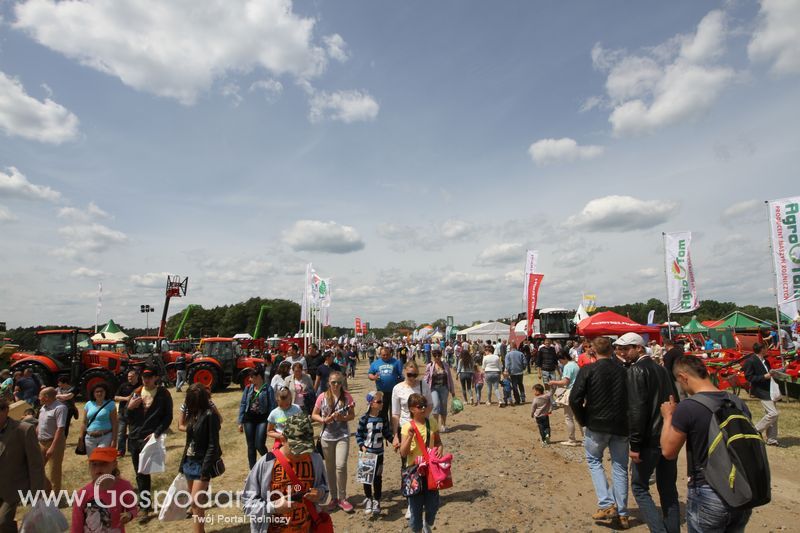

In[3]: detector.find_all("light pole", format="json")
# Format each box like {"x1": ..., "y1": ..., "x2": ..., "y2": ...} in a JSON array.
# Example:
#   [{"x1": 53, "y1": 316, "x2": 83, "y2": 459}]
[{"x1": 140, "y1": 305, "x2": 154, "y2": 335}]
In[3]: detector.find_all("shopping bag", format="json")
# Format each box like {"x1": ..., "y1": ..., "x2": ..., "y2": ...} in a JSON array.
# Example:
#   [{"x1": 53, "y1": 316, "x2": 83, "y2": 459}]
[
  {"x1": 770, "y1": 378, "x2": 782, "y2": 402},
  {"x1": 450, "y1": 398, "x2": 464, "y2": 414},
  {"x1": 553, "y1": 387, "x2": 571, "y2": 407},
  {"x1": 137, "y1": 434, "x2": 167, "y2": 475},
  {"x1": 158, "y1": 473, "x2": 190, "y2": 521},
  {"x1": 20, "y1": 500, "x2": 68, "y2": 533}
]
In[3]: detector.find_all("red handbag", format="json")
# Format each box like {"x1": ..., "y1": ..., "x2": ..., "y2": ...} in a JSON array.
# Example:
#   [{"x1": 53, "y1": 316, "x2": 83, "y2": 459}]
[
  {"x1": 409, "y1": 420, "x2": 454, "y2": 491},
  {"x1": 273, "y1": 448, "x2": 334, "y2": 533}
]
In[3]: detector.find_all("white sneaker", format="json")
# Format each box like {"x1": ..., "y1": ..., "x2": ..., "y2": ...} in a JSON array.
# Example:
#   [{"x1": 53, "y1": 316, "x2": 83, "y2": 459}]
[
  {"x1": 440, "y1": 426, "x2": 447, "y2": 433},
  {"x1": 371, "y1": 500, "x2": 381, "y2": 516},
  {"x1": 405, "y1": 504, "x2": 411, "y2": 519},
  {"x1": 364, "y1": 498, "x2": 373, "y2": 514}
]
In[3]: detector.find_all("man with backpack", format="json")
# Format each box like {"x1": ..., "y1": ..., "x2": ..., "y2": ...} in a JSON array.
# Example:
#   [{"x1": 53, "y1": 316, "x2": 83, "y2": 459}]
[
  {"x1": 661, "y1": 355, "x2": 770, "y2": 532},
  {"x1": 615, "y1": 333, "x2": 679, "y2": 533}
]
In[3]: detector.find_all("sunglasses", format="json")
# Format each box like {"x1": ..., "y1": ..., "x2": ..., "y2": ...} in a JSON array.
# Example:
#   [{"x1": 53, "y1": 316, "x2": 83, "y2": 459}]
[
  {"x1": 330, "y1": 381, "x2": 342, "y2": 385},
  {"x1": 406, "y1": 373, "x2": 418, "y2": 378},
  {"x1": 373, "y1": 399, "x2": 383, "y2": 404}
]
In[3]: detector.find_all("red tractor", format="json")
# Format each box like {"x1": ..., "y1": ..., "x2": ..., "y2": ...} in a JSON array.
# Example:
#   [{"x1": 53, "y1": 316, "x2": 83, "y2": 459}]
[
  {"x1": 130, "y1": 336, "x2": 191, "y2": 384},
  {"x1": 10, "y1": 329, "x2": 128, "y2": 398},
  {"x1": 186, "y1": 337, "x2": 263, "y2": 391}
]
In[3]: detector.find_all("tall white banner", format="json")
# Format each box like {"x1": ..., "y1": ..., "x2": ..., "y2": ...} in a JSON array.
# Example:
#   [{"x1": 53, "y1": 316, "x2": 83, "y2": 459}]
[
  {"x1": 768, "y1": 196, "x2": 800, "y2": 319},
  {"x1": 95, "y1": 282, "x2": 103, "y2": 332},
  {"x1": 522, "y1": 249, "x2": 538, "y2": 299},
  {"x1": 664, "y1": 231, "x2": 699, "y2": 313}
]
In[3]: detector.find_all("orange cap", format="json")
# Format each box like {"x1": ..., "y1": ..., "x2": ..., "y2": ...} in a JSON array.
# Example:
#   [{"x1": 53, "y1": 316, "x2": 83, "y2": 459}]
[{"x1": 89, "y1": 447, "x2": 118, "y2": 463}]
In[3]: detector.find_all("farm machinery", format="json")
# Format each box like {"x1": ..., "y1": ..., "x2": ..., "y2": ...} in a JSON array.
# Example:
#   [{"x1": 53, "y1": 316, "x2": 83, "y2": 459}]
[{"x1": 186, "y1": 337, "x2": 264, "y2": 391}]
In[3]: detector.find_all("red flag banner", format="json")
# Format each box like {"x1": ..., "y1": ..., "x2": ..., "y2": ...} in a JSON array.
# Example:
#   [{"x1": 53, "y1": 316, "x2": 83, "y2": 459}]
[
  {"x1": 355, "y1": 317, "x2": 362, "y2": 335},
  {"x1": 526, "y1": 273, "x2": 544, "y2": 337}
]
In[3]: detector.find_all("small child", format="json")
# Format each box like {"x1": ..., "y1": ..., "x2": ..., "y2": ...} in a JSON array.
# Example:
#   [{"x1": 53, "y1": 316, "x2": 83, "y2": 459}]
[
  {"x1": 530, "y1": 384, "x2": 552, "y2": 446},
  {"x1": 500, "y1": 370, "x2": 513, "y2": 406},
  {"x1": 355, "y1": 391, "x2": 393, "y2": 517},
  {"x1": 473, "y1": 364, "x2": 485, "y2": 405}
]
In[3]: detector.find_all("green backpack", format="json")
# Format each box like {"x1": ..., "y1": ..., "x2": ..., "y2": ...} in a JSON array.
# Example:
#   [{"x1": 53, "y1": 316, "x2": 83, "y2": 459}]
[{"x1": 690, "y1": 393, "x2": 771, "y2": 510}]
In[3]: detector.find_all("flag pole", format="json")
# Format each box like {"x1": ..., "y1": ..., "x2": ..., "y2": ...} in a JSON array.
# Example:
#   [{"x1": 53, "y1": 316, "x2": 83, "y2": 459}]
[
  {"x1": 662, "y1": 232, "x2": 672, "y2": 339},
  {"x1": 765, "y1": 200, "x2": 786, "y2": 365}
]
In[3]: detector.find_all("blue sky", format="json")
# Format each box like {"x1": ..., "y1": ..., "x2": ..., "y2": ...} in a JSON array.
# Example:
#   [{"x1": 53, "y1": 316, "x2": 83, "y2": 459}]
[{"x1": 1, "y1": 0, "x2": 798, "y2": 330}]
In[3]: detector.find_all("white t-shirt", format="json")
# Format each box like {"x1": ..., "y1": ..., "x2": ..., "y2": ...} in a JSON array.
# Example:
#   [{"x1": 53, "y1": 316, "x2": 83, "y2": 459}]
[
  {"x1": 482, "y1": 354, "x2": 502, "y2": 373},
  {"x1": 271, "y1": 374, "x2": 288, "y2": 394},
  {"x1": 391, "y1": 381, "x2": 433, "y2": 428}
]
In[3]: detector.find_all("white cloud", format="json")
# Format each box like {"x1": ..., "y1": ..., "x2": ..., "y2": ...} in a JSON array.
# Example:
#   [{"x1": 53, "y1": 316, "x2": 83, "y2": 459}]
[
  {"x1": 565, "y1": 195, "x2": 679, "y2": 232},
  {"x1": 476, "y1": 242, "x2": 525, "y2": 266},
  {"x1": 440, "y1": 271, "x2": 497, "y2": 291},
  {"x1": 58, "y1": 201, "x2": 111, "y2": 222},
  {"x1": 71, "y1": 266, "x2": 105, "y2": 279},
  {"x1": 593, "y1": 10, "x2": 734, "y2": 136},
  {"x1": 323, "y1": 34, "x2": 349, "y2": 62},
  {"x1": 0, "y1": 71, "x2": 79, "y2": 143},
  {"x1": 14, "y1": 0, "x2": 333, "y2": 105},
  {"x1": 748, "y1": 0, "x2": 800, "y2": 76},
  {"x1": 0, "y1": 166, "x2": 61, "y2": 202},
  {"x1": 0, "y1": 205, "x2": 18, "y2": 222},
  {"x1": 283, "y1": 220, "x2": 365, "y2": 253},
  {"x1": 579, "y1": 95, "x2": 603, "y2": 112},
  {"x1": 57, "y1": 223, "x2": 128, "y2": 254},
  {"x1": 528, "y1": 137, "x2": 604, "y2": 165},
  {"x1": 130, "y1": 272, "x2": 173, "y2": 288},
  {"x1": 377, "y1": 223, "x2": 416, "y2": 240},
  {"x1": 221, "y1": 83, "x2": 242, "y2": 106},
  {"x1": 635, "y1": 267, "x2": 659, "y2": 279},
  {"x1": 721, "y1": 199, "x2": 762, "y2": 224},
  {"x1": 440, "y1": 219, "x2": 475, "y2": 240},
  {"x1": 249, "y1": 79, "x2": 283, "y2": 102},
  {"x1": 308, "y1": 89, "x2": 379, "y2": 123}
]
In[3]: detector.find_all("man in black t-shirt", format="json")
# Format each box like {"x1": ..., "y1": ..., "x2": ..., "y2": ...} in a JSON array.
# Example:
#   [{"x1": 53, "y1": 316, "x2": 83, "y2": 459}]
[
  {"x1": 661, "y1": 338, "x2": 685, "y2": 399},
  {"x1": 660, "y1": 356, "x2": 753, "y2": 532}
]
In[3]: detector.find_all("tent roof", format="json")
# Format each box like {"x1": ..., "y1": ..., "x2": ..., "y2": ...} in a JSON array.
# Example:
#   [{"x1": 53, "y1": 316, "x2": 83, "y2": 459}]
[
  {"x1": 713, "y1": 311, "x2": 771, "y2": 330},
  {"x1": 99, "y1": 319, "x2": 123, "y2": 334},
  {"x1": 458, "y1": 321, "x2": 510, "y2": 335},
  {"x1": 577, "y1": 311, "x2": 660, "y2": 337},
  {"x1": 682, "y1": 317, "x2": 708, "y2": 333},
  {"x1": 91, "y1": 319, "x2": 128, "y2": 341}
]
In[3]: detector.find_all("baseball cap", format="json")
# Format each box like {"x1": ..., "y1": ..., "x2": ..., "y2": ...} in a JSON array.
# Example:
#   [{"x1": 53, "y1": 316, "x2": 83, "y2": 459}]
[
  {"x1": 613, "y1": 333, "x2": 646, "y2": 347},
  {"x1": 282, "y1": 413, "x2": 315, "y2": 455},
  {"x1": 89, "y1": 447, "x2": 118, "y2": 463},
  {"x1": 141, "y1": 367, "x2": 158, "y2": 377}
]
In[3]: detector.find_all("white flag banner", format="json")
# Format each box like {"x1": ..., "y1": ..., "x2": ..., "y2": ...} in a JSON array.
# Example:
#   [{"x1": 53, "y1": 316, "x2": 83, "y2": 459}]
[
  {"x1": 522, "y1": 249, "x2": 538, "y2": 299},
  {"x1": 319, "y1": 278, "x2": 332, "y2": 308},
  {"x1": 664, "y1": 231, "x2": 699, "y2": 313},
  {"x1": 300, "y1": 263, "x2": 312, "y2": 323},
  {"x1": 768, "y1": 196, "x2": 800, "y2": 319},
  {"x1": 95, "y1": 282, "x2": 103, "y2": 331}
]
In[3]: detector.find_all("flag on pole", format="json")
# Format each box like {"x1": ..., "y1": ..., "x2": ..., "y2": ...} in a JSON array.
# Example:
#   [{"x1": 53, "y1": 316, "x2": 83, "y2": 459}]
[
  {"x1": 664, "y1": 231, "x2": 700, "y2": 313},
  {"x1": 95, "y1": 282, "x2": 103, "y2": 333},
  {"x1": 355, "y1": 317, "x2": 363, "y2": 335},
  {"x1": 582, "y1": 293, "x2": 597, "y2": 313},
  {"x1": 526, "y1": 274, "x2": 544, "y2": 336},
  {"x1": 522, "y1": 250, "x2": 538, "y2": 300},
  {"x1": 300, "y1": 263, "x2": 312, "y2": 324},
  {"x1": 768, "y1": 196, "x2": 800, "y2": 319}
]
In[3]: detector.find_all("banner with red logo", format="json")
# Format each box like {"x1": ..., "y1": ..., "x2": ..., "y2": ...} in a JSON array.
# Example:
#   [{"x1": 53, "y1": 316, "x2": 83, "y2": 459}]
[
  {"x1": 355, "y1": 317, "x2": 363, "y2": 335},
  {"x1": 664, "y1": 231, "x2": 699, "y2": 314},
  {"x1": 526, "y1": 273, "x2": 544, "y2": 336}
]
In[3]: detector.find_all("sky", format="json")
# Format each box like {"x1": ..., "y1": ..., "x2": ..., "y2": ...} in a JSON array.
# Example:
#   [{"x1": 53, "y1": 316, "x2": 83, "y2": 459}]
[{"x1": 1, "y1": 0, "x2": 798, "y2": 331}]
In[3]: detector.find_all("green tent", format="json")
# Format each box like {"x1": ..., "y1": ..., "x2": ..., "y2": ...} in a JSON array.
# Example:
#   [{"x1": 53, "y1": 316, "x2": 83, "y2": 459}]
[
  {"x1": 712, "y1": 311, "x2": 772, "y2": 330},
  {"x1": 92, "y1": 319, "x2": 128, "y2": 340},
  {"x1": 683, "y1": 316, "x2": 708, "y2": 334}
]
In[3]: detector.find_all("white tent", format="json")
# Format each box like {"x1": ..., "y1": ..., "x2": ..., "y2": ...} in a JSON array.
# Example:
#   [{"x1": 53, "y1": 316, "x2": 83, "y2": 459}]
[
  {"x1": 458, "y1": 321, "x2": 510, "y2": 342},
  {"x1": 574, "y1": 304, "x2": 589, "y2": 324}
]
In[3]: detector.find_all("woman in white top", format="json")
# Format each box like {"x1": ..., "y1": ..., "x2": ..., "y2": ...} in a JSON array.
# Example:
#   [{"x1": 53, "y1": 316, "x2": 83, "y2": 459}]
[
  {"x1": 481, "y1": 344, "x2": 503, "y2": 406},
  {"x1": 391, "y1": 360, "x2": 433, "y2": 449}
]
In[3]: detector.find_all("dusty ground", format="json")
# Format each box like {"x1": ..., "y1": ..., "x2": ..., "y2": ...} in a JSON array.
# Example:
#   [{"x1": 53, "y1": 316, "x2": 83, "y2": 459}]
[{"x1": 19, "y1": 369, "x2": 800, "y2": 532}]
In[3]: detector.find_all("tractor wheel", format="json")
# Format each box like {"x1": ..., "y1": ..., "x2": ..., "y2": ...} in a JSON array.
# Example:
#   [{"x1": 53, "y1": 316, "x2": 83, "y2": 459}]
[
  {"x1": 188, "y1": 363, "x2": 220, "y2": 391},
  {"x1": 79, "y1": 369, "x2": 119, "y2": 400},
  {"x1": 12, "y1": 361, "x2": 53, "y2": 388}
]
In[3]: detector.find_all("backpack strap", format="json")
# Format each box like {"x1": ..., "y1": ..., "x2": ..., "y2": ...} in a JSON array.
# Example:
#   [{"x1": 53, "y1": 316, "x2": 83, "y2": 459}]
[{"x1": 272, "y1": 448, "x2": 321, "y2": 522}]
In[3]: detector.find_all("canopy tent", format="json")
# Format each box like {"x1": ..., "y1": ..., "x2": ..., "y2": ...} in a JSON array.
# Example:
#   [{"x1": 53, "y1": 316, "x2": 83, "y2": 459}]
[
  {"x1": 577, "y1": 311, "x2": 661, "y2": 339},
  {"x1": 233, "y1": 333, "x2": 253, "y2": 340},
  {"x1": 91, "y1": 319, "x2": 128, "y2": 341},
  {"x1": 682, "y1": 317, "x2": 708, "y2": 334},
  {"x1": 458, "y1": 321, "x2": 510, "y2": 342},
  {"x1": 710, "y1": 311, "x2": 772, "y2": 330},
  {"x1": 574, "y1": 304, "x2": 590, "y2": 324}
]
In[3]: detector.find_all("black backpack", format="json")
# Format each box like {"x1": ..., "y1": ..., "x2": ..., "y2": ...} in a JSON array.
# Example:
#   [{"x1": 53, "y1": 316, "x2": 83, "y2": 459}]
[{"x1": 690, "y1": 393, "x2": 771, "y2": 510}]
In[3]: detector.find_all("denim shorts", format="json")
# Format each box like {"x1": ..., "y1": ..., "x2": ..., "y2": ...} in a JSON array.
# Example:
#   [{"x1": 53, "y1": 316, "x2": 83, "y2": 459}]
[{"x1": 181, "y1": 457, "x2": 203, "y2": 481}]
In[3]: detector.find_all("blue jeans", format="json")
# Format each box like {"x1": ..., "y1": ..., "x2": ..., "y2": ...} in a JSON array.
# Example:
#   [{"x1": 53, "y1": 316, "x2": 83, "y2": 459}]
[
  {"x1": 631, "y1": 447, "x2": 679, "y2": 533},
  {"x1": 485, "y1": 372, "x2": 501, "y2": 403},
  {"x1": 243, "y1": 420, "x2": 268, "y2": 469},
  {"x1": 541, "y1": 369, "x2": 558, "y2": 386},
  {"x1": 431, "y1": 385, "x2": 449, "y2": 416},
  {"x1": 408, "y1": 485, "x2": 439, "y2": 532},
  {"x1": 687, "y1": 485, "x2": 751, "y2": 533},
  {"x1": 584, "y1": 428, "x2": 629, "y2": 515}
]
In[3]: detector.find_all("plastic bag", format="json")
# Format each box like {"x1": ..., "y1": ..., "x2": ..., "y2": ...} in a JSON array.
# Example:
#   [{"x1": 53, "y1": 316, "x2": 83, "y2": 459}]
[
  {"x1": 770, "y1": 378, "x2": 782, "y2": 402},
  {"x1": 137, "y1": 434, "x2": 167, "y2": 475},
  {"x1": 450, "y1": 397, "x2": 464, "y2": 415},
  {"x1": 20, "y1": 500, "x2": 68, "y2": 533},
  {"x1": 158, "y1": 473, "x2": 190, "y2": 521}
]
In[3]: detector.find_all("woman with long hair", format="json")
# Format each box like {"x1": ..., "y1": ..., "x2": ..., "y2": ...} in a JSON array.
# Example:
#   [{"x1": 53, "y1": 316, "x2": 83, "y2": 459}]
[
  {"x1": 284, "y1": 362, "x2": 315, "y2": 414},
  {"x1": 180, "y1": 384, "x2": 222, "y2": 533},
  {"x1": 425, "y1": 348, "x2": 456, "y2": 432},
  {"x1": 456, "y1": 348, "x2": 475, "y2": 405},
  {"x1": 238, "y1": 365, "x2": 276, "y2": 469},
  {"x1": 270, "y1": 361, "x2": 292, "y2": 394},
  {"x1": 311, "y1": 370, "x2": 355, "y2": 512}
]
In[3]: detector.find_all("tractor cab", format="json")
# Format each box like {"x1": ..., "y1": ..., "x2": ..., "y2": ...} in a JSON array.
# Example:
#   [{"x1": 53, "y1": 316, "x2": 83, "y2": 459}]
[
  {"x1": 187, "y1": 337, "x2": 260, "y2": 390},
  {"x1": 538, "y1": 308, "x2": 575, "y2": 340}
]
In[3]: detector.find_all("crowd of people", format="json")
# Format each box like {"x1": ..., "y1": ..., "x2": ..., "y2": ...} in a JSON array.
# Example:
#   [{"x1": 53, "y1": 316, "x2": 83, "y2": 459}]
[{"x1": 0, "y1": 329, "x2": 788, "y2": 533}]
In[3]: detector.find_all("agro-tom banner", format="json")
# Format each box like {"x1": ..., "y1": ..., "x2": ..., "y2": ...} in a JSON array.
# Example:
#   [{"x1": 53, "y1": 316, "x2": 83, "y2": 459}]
[
  {"x1": 664, "y1": 231, "x2": 699, "y2": 314},
  {"x1": 768, "y1": 197, "x2": 800, "y2": 319}
]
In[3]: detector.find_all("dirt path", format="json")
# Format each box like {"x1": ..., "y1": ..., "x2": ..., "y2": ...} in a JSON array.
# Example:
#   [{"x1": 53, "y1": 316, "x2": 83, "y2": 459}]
[{"x1": 36, "y1": 370, "x2": 799, "y2": 532}]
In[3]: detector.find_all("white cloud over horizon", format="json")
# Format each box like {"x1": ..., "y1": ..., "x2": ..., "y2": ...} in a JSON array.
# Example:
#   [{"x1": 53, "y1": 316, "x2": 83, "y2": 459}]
[
  {"x1": 565, "y1": 195, "x2": 680, "y2": 232},
  {"x1": 0, "y1": 166, "x2": 62, "y2": 202},
  {"x1": 476, "y1": 243, "x2": 525, "y2": 266},
  {"x1": 283, "y1": 220, "x2": 365, "y2": 253},
  {"x1": 528, "y1": 137, "x2": 604, "y2": 165},
  {"x1": 748, "y1": 0, "x2": 800, "y2": 76},
  {"x1": 0, "y1": 71, "x2": 79, "y2": 143},
  {"x1": 308, "y1": 89, "x2": 379, "y2": 123}
]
